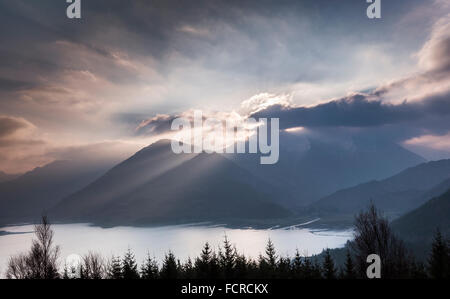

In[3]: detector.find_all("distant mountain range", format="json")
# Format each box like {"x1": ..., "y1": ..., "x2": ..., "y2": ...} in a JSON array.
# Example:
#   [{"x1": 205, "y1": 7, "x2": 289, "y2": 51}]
[
  {"x1": 0, "y1": 135, "x2": 439, "y2": 226},
  {"x1": 309, "y1": 159, "x2": 450, "y2": 217},
  {"x1": 0, "y1": 160, "x2": 114, "y2": 225},
  {"x1": 227, "y1": 133, "x2": 425, "y2": 207},
  {"x1": 50, "y1": 140, "x2": 289, "y2": 225},
  {"x1": 390, "y1": 187, "x2": 450, "y2": 259},
  {"x1": 392, "y1": 188, "x2": 450, "y2": 243}
]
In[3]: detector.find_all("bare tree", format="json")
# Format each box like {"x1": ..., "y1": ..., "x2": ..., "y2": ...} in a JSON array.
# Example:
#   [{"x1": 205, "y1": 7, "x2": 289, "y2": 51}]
[
  {"x1": 6, "y1": 216, "x2": 60, "y2": 279},
  {"x1": 6, "y1": 254, "x2": 30, "y2": 279},
  {"x1": 351, "y1": 204, "x2": 413, "y2": 279},
  {"x1": 80, "y1": 252, "x2": 105, "y2": 279}
]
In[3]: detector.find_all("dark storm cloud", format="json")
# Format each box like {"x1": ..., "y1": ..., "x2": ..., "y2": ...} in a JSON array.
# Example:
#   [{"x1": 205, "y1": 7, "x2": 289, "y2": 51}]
[
  {"x1": 1, "y1": 0, "x2": 449, "y2": 171},
  {"x1": 0, "y1": 77, "x2": 37, "y2": 92},
  {"x1": 0, "y1": 0, "x2": 427, "y2": 87},
  {"x1": 0, "y1": 116, "x2": 32, "y2": 138},
  {"x1": 252, "y1": 92, "x2": 450, "y2": 129}
]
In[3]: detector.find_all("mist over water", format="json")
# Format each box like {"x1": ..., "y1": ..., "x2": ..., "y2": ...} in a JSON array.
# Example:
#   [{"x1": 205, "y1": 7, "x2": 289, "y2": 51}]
[{"x1": 0, "y1": 223, "x2": 353, "y2": 277}]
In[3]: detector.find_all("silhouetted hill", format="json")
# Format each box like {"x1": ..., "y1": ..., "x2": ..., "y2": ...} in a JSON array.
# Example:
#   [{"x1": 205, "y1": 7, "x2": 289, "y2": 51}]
[
  {"x1": 392, "y1": 189, "x2": 450, "y2": 243},
  {"x1": 0, "y1": 160, "x2": 113, "y2": 225},
  {"x1": 310, "y1": 159, "x2": 450, "y2": 216},
  {"x1": 228, "y1": 132, "x2": 425, "y2": 208},
  {"x1": 51, "y1": 140, "x2": 289, "y2": 225},
  {"x1": 2, "y1": 135, "x2": 427, "y2": 226}
]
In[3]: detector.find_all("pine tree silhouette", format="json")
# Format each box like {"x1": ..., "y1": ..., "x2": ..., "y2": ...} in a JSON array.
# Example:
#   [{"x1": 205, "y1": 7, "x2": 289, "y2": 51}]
[
  {"x1": 160, "y1": 251, "x2": 179, "y2": 279},
  {"x1": 322, "y1": 249, "x2": 336, "y2": 279},
  {"x1": 428, "y1": 229, "x2": 449, "y2": 279},
  {"x1": 302, "y1": 257, "x2": 314, "y2": 279},
  {"x1": 107, "y1": 255, "x2": 123, "y2": 279},
  {"x1": 122, "y1": 249, "x2": 140, "y2": 279},
  {"x1": 219, "y1": 235, "x2": 237, "y2": 279},
  {"x1": 292, "y1": 250, "x2": 304, "y2": 279},
  {"x1": 258, "y1": 239, "x2": 278, "y2": 278},
  {"x1": 343, "y1": 249, "x2": 356, "y2": 279},
  {"x1": 194, "y1": 242, "x2": 212, "y2": 279},
  {"x1": 277, "y1": 256, "x2": 291, "y2": 279},
  {"x1": 140, "y1": 253, "x2": 159, "y2": 279},
  {"x1": 181, "y1": 257, "x2": 195, "y2": 279},
  {"x1": 234, "y1": 254, "x2": 250, "y2": 278}
]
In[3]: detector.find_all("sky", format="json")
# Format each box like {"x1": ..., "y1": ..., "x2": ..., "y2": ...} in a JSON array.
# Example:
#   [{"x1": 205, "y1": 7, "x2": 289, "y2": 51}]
[{"x1": 0, "y1": 0, "x2": 449, "y2": 173}]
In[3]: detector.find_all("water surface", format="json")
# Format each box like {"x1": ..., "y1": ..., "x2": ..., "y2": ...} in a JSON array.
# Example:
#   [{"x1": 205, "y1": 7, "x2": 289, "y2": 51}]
[{"x1": 0, "y1": 223, "x2": 353, "y2": 277}]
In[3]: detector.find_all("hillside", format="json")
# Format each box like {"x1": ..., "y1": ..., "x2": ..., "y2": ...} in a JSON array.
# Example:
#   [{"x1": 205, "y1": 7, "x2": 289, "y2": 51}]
[
  {"x1": 309, "y1": 159, "x2": 450, "y2": 216},
  {"x1": 392, "y1": 189, "x2": 450, "y2": 243},
  {"x1": 51, "y1": 140, "x2": 290, "y2": 225},
  {"x1": 0, "y1": 160, "x2": 113, "y2": 225},
  {"x1": 228, "y1": 133, "x2": 425, "y2": 208}
]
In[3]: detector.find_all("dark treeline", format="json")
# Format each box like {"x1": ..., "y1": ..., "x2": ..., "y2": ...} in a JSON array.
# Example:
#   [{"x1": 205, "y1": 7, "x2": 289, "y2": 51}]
[{"x1": 5, "y1": 206, "x2": 450, "y2": 279}]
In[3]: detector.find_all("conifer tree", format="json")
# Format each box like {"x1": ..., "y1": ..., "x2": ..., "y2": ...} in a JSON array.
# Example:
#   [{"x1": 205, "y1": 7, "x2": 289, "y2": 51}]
[
  {"x1": 107, "y1": 255, "x2": 123, "y2": 279},
  {"x1": 219, "y1": 236, "x2": 237, "y2": 279},
  {"x1": 247, "y1": 259, "x2": 259, "y2": 279},
  {"x1": 258, "y1": 239, "x2": 278, "y2": 278},
  {"x1": 302, "y1": 257, "x2": 314, "y2": 279},
  {"x1": 182, "y1": 258, "x2": 195, "y2": 279},
  {"x1": 428, "y1": 229, "x2": 449, "y2": 279},
  {"x1": 140, "y1": 253, "x2": 159, "y2": 279},
  {"x1": 292, "y1": 250, "x2": 304, "y2": 279},
  {"x1": 312, "y1": 259, "x2": 323, "y2": 279},
  {"x1": 322, "y1": 249, "x2": 336, "y2": 279},
  {"x1": 234, "y1": 254, "x2": 249, "y2": 279},
  {"x1": 122, "y1": 248, "x2": 140, "y2": 279},
  {"x1": 277, "y1": 256, "x2": 291, "y2": 279},
  {"x1": 160, "y1": 251, "x2": 179, "y2": 279},
  {"x1": 194, "y1": 242, "x2": 212, "y2": 279},
  {"x1": 343, "y1": 249, "x2": 356, "y2": 279},
  {"x1": 265, "y1": 239, "x2": 277, "y2": 269},
  {"x1": 209, "y1": 252, "x2": 221, "y2": 279}
]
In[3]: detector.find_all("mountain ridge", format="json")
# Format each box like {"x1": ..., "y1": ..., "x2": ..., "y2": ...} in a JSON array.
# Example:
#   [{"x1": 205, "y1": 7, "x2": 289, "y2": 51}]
[
  {"x1": 51, "y1": 140, "x2": 290, "y2": 225},
  {"x1": 309, "y1": 159, "x2": 450, "y2": 216}
]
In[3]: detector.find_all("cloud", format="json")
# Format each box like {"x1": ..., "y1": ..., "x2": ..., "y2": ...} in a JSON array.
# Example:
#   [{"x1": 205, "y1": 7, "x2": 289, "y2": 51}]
[
  {"x1": 239, "y1": 93, "x2": 293, "y2": 116},
  {"x1": 252, "y1": 91, "x2": 450, "y2": 129},
  {"x1": 417, "y1": 13, "x2": 450, "y2": 74},
  {"x1": 0, "y1": 115, "x2": 34, "y2": 139},
  {"x1": 405, "y1": 132, "x2": 450, "y2": 151},
  {"x1": 136, "y1": 114, "x2": 179, "y2": 136},
  {"x1": 403, "y1": 132, "x2": 450, "y2": 161},
  {"x1": 1, "y1": 0, "x2": 449, "y2": 172},
  {"x1": 373, "y1": 13, "x2": 450, "y2": 104},
  {"x1": 248, "y1": 14, "x2": 450, "y2": 151},
  {"x1": 135, "y1": 109, "x2": 247, "y2": 138},
  {"x1": 0, "y1": 115, "x2": 141, "y2": 173}
]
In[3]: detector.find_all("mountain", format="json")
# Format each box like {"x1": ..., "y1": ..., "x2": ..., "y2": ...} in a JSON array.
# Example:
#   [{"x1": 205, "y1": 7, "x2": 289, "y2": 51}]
[
  {"x1": 0, "y1": 171, "x2": 20, "y2": 183},
  {"x1": 391, "y1": 188, "x2": 450, "y2": 259},
  {"x1": 392, "y1": 189, "x2": 450, "y2": 243},
  {"x1": 0, "y1": 160, "x2": 114, "y2": 225},
  {"x1": 227, "y1": 132, "x2": 425, "y2": 208},
  {"x1": 51, "y1": 140, "x2": 290, "y2": 225},
  {"x1": 414, "y1": 178, "x2": 450, "y2": 205},
  {"x1": 309, "y1": 159, "x2": 450, "y2": 216}
]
